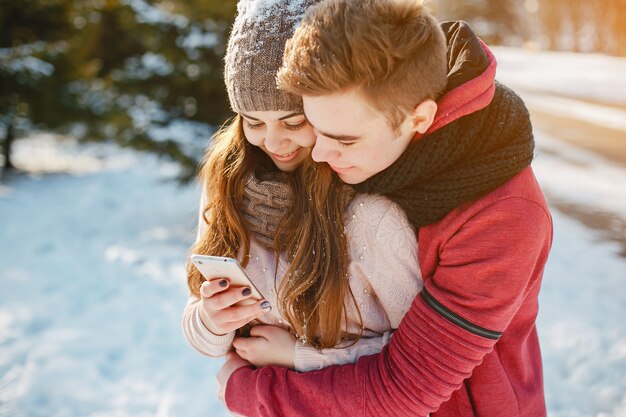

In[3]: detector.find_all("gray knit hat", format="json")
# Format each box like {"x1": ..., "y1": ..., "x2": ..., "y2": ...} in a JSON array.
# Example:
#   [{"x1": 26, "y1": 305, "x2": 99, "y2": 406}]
[{"x1": 224, "y1": 0, "x2": 321, "y2": 113}]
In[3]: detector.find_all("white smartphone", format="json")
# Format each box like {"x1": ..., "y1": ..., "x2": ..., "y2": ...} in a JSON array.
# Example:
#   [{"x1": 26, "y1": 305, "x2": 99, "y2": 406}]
[{"x1": 191, "y1": 254, "x2": 265, "y2": 304}]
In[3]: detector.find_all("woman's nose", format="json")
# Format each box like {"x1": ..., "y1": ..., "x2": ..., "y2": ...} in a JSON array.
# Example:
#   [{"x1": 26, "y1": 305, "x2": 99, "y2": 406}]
[{"x1": 264, "y1": 128, "x2": 289, "y2": 153}]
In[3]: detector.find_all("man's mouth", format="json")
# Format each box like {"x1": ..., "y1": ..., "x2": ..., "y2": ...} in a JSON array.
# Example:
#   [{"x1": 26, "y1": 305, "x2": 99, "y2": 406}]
[{"x1": 329, "y1": 164, "x2": 352, "y2": 173}]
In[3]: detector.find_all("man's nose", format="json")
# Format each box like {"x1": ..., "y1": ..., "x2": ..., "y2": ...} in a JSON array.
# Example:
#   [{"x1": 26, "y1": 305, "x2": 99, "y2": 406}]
[{"x1": 311, "y1": 135, "x2": 339, "y2": 163}]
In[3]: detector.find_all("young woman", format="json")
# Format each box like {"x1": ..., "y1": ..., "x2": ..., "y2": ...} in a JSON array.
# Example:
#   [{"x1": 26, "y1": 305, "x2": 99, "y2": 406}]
[{"x1": 182, "y1": 0, "x2": 421, "y2": 373}]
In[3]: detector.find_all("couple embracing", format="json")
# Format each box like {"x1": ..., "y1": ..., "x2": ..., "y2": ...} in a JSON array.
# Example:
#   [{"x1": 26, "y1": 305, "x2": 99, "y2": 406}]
[{"x1": 183, "y1": 1, "x2": 552, "y2": 416}]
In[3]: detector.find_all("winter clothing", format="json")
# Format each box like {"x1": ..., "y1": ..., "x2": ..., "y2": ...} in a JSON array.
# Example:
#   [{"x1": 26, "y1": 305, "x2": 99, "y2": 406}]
[
  {"x1": 183, "y1": 192, "x2": 423, "y2": 372},
  {"x1": 355, "y1": 80, "x2": 534, "y2": 227},
  {"x1": 240, "y1": 171, "x2": 292, "y2": 248},
  {"x1": 240, "y1": 168, "x2": 355, "y2": 250},
  {"x1": 188, "y1": 0, "x2": 426, "y2": 378},
  {"x1": 224, "y1": 0, "x2": 321, "y2": 113},
  {"x1": 224, "y1": 21, "x2": 553, "y2": 417}
]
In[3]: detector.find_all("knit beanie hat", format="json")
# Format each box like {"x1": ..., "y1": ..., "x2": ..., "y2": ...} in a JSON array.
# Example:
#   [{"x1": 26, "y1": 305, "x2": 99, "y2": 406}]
[{"x1": 224, "y1": 0, "x2": 321, "y2": 113}]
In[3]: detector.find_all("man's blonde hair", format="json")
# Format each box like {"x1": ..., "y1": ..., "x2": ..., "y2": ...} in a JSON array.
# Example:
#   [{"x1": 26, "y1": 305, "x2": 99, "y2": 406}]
[{"x1": 277, "y1": 0, "x2": 448, "y2": 130}]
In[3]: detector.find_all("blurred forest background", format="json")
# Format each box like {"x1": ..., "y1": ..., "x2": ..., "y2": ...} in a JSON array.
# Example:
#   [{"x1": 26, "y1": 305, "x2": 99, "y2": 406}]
[{"x1": 1, "y1": 0, "x2": 625, "y2": 181}]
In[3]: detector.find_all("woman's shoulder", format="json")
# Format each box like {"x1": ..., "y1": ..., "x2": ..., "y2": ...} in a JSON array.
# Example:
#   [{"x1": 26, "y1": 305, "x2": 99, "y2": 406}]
[
  {"x1": 346, "y1": 194, "x2": 415, "y2": 238},
  {"x1": 347, "y1": 193, "x2": 409, "y2": 222}
]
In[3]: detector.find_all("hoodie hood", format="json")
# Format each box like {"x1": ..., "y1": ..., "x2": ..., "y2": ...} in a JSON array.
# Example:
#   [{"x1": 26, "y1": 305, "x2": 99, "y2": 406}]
[{"x1": 421, "y1": 21, "x2": 497, "y2": 137}]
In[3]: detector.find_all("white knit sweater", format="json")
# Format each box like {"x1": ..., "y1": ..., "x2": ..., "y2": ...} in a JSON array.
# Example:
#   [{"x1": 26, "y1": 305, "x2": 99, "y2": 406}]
[{"x1": 182, "y1": 193, "x2": 422, "y2": 372}]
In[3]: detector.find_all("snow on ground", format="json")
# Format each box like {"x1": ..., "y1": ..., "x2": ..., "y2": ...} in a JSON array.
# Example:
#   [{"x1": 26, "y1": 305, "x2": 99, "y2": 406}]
[
  {"x1": 534, "y1": 127, "x2": 626, "y2": 417},
  {"x1": 494, "y1": 46, "x2": 626, "y2": 139},
  {"x1": 0, "y1": 135, "x2": 229, "y2": 417},
  {"x1": 1, "y1": 47, "x2": 626, "y2": 417},
  {"x1": 539, "y1": 209, "x2": 626, "y2": 417},
  {"x1": 518, "y1": 91, "x2": 626, "y2": 133},
  {"x1": 493, "y1": 46, "x2": 626, "y2": 107},
  {"x1": 1, "y1": 130, "x2": 624, "y2": 417},
  {"x1": 533, "y1": 130, "x2": 626, "y2": 220}
]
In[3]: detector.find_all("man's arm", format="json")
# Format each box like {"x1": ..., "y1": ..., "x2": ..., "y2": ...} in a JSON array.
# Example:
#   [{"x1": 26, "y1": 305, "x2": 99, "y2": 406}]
[
  {"x1": 225, "y1": 197, "x2": 552, "y2": 416},
  {"x1": 225, "y1": 295, "x2": 493, "y2": 416}
]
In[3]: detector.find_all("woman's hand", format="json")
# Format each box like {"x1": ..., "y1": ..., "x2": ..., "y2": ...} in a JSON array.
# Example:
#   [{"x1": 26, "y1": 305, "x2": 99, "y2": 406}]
[
  {"x1": 233, "y1": 325, "x2": 297, "y2": 369},
  {"x1": 198, "y1": 279, "x2": 271, "y2": 335}
]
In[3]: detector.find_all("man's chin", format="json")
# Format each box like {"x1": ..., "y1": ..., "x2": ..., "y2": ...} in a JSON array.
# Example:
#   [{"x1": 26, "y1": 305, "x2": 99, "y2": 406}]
[{"x1": 337, "y1": 171, "x2": 367, "y2": 185}]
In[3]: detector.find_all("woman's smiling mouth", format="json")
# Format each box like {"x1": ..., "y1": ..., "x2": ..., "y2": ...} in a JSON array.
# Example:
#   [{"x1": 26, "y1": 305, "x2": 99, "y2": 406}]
[{"x1": 271, "y1": 149, "x2": 299, "y2": 161}]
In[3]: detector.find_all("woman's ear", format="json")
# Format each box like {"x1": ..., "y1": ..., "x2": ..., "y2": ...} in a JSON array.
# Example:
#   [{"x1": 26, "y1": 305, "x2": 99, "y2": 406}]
[{"x1": 410, "y1": 99, "x2": 438, "y2": 134}]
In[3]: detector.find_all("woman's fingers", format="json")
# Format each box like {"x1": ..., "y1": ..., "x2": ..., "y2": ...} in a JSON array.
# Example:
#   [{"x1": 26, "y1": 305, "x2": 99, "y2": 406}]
[
  {"x1": 203, "y1": 286, "x2": 258, "y2": 311},
  {"x1": 201, "y1": 309, "x2": 258, "y2": 335},
  {"x1": 198, "y1": 281, "x2": 272, "y2": 334},
  {"x1": 226, "y1": 317, "x2": 260, "y2": 334},
  {"x1": 233, "y1": 335, "x2": 260, "y2": 352},
  {"x1": 201, "y1": 299, "x2": 272, "y2": 334},
  {"x1": 233, "y1": 335, "x2": 270, "y2": 365},
  {"x1": 248, "y1": 324, "x2": 274, "y2": 339},
  {"x1": 200, "y1": 278, "x2": 230, "y2": 299},
  {"x1": 235, "y1": 346, "x2": 249, "y2": 362},
  {"x1": 211, "y1": 300, "x2": 269, "y2": 325}
]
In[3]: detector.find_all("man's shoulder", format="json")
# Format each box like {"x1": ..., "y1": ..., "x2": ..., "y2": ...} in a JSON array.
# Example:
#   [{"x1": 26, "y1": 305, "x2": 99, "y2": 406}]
[
  {"x1": 425, "y1": 166, "x2": 551, "y2": 236},
  {"x1": 476, "y1": 166, "x2": 548, "y2": 212}
]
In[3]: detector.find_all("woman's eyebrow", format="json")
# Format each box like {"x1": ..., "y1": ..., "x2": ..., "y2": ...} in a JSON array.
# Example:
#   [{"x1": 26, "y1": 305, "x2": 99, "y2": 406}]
[
  {"x1": 278, "y1": 112, "x2": 303, "y2": 121},
  {"x1": 241, "y1": 113, "x2": 259, "y2": 121}
]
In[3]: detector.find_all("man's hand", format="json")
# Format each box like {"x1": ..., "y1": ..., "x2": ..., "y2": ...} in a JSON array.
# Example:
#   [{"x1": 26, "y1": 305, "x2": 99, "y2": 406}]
[
  {"x1": 217, "y1": 351, "x2": 253, "y2": 409},
  {"x1": 233, "y1": 325, "x2": 297, "y2": 369}
]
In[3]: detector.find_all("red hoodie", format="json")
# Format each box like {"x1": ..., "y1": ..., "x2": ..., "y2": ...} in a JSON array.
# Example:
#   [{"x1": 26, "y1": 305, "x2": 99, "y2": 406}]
[{"x1": 225, "y1": 38, "x2": 553, "y2": 417}]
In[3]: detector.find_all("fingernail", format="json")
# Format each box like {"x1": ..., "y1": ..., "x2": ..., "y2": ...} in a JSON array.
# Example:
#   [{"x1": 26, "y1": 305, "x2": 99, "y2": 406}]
[
  {"x1": 242, "y1": 287, "x2": 252, "y2": 296},
  {"x1": 261, "y1": 301, "x2": 271, "y2": 311},
  {"x1": 219, "y1": 279, "x2": 228, "y2": 288}
]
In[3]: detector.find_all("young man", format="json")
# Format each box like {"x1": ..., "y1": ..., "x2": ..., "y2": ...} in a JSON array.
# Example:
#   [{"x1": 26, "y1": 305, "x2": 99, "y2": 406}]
[{"x1": 219, "y1": 1, "x2": 553, "y2": 416}]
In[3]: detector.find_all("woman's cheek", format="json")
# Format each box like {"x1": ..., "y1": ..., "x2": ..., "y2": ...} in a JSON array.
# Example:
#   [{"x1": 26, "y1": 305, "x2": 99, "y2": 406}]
[
  {"x1": 243, "y1": 130, "x2": 262, "y2": 147},
  {"x1": 288, "y1": 126, "x2": 316, "y2": 148},
  {"x1": 302, "y1": 131, "x2": 317, "y2": 148}
]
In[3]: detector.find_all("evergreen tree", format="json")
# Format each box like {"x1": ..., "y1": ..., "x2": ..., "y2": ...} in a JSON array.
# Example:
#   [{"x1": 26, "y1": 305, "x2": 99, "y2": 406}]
[
  {"x1": 1, "y1": 0, "x2": 237, "y2": 181},
  {"x1": 0, "y1": 0, "x2": 75, "y2": 173}
]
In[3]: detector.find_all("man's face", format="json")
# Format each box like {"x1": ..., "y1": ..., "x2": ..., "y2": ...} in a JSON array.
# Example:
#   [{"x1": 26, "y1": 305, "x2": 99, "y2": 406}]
[{"x1": 303, "y1": 88, "x2": 416, "y2": 184}]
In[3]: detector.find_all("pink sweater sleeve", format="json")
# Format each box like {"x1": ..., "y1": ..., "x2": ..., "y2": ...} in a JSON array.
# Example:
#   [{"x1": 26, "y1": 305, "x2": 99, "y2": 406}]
[
  {"x1": 225, "y1": 197, "x2": 552, "y2": 416},
  {"x1": 182, "y1": 295, "x2": 235, "y2": 357}
]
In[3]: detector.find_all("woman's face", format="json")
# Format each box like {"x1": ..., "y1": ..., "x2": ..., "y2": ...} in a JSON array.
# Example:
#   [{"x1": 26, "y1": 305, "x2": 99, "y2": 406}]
[{"x1": 241, "y1": 110, "x2": 315, "y2": 172}]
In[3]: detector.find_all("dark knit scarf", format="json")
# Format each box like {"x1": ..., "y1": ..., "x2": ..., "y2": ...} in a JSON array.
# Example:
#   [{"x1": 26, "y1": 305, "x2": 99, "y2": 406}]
[{"x1": 353, "y1": 81, "x2": 534, "y2": 228}]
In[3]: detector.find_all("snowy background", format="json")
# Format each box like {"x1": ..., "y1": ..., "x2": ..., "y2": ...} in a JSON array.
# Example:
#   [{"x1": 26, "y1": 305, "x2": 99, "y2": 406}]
[{"x1": 1, "y1": 47, "x2": 625, "y2": 417}]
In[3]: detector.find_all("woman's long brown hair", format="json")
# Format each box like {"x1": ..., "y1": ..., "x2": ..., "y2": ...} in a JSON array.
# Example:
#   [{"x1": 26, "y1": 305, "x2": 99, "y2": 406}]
[
  {"x1": 187, "y1": 114, "x2": 362, "y2": 349},
  {"x1": 274, "y1": 156, "x2": 363, "y2": 348},
  {"x1": 187, "y1": 115, "x2": 256, "y2": 296}
]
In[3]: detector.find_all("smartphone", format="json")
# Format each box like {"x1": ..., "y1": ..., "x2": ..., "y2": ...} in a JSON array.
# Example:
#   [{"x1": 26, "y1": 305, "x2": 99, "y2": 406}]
[{"x1": 191, "y1": 254, "x2": 265, "y2": 305}]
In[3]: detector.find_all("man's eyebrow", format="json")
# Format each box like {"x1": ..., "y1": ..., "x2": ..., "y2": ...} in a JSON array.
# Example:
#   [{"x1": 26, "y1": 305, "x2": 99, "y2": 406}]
[{"x1": 319, "y1": 131, "x2": 362, "y2": 141}]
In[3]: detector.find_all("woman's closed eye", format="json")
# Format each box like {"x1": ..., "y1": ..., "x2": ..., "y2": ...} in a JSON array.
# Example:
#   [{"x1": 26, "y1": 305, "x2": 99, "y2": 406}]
[
  {"x1": 338, "y1": 140, "x2": 356, "y2": 147},
  {"x1": 245, "y1": 121, "x2": 265, "y2": 130},
  {"x1": 284, "y1": 120, "x2": 308, "y2": 131}
]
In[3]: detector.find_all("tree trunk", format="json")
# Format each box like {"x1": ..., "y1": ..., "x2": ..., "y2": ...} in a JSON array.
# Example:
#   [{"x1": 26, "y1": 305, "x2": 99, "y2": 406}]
[{"x1": 2, "y1": 120, "x2": 15, "y2": 171}]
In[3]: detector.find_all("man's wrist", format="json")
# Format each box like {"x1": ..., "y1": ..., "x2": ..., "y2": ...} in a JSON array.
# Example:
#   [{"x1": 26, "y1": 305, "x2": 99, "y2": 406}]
[{"x1": 224, "y1": 366, "x2": 256, "y2": 415}]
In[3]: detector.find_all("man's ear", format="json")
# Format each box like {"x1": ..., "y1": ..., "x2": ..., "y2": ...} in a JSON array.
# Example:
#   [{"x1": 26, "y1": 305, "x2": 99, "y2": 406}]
[{"x1": 410, "y1": 99, "x2": 438, "y2": 134}]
